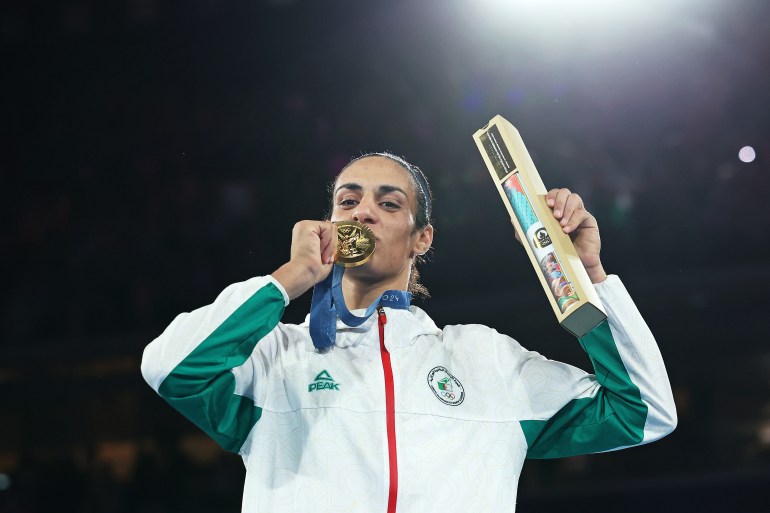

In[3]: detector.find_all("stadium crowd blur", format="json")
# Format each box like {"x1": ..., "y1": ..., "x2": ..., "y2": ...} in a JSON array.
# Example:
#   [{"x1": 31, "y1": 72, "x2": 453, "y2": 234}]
[{"x1": 2, "y1": 0, "x2": 770, "y2": 511}]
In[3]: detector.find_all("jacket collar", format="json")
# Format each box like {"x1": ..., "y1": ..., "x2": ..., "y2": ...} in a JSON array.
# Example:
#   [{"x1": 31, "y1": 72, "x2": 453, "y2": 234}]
[{"x1": 300, "y1": 305, "x2": 441, "y2": 349}]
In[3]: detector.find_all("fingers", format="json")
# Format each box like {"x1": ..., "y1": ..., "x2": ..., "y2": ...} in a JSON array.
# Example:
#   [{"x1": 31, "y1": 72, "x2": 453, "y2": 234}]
[
  {"x1": 318, "y1": 221, "x2": 337, "y2": 265},
  {"x1": 547, "y1": 188, "x2": 588, "y2": 233},
  {"x1": 547, "y1": 188, "x2": 578, "y2": 219},
  {"x1": 563, "y1": 209, "x2": 594, "y2": 234},
  {"x1": 290, "y1": 220, "x2": 336, "y2": 267},
  {"x1": 280, "y1": 221, "x2": 337, "y2": 297}
]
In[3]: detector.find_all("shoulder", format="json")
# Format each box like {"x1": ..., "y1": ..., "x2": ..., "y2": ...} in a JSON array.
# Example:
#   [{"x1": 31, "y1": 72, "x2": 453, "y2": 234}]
[
  {"x1": 440, "y1": 322, "x2": 501, "y2": 340},
  {"x1": 407, "y1": 306, "x2": 497, "y2": 335},
  {"x1": 411, "y1": 306, "x2": 525, "y2": 351},
  {"x1": 440, "y1": 323, "x2": 527, "y2": 354}
]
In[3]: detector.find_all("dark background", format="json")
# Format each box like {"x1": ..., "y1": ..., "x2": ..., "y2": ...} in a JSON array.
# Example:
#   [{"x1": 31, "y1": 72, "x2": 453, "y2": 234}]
[{"x1": 2, "y1": 0, "x2": 770, "y2": 511}]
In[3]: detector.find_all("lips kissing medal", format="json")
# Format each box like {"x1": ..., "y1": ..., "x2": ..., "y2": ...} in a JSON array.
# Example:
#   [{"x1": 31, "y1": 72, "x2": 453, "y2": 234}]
[{"x1": 334, "y1": 221, "x2": 375, "y2": 268}]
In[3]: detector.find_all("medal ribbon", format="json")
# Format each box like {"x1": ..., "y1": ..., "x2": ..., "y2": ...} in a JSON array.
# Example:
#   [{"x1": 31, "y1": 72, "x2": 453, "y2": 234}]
[{"x1": 309, "y1": 265, "x2": 411, "y2": 350}]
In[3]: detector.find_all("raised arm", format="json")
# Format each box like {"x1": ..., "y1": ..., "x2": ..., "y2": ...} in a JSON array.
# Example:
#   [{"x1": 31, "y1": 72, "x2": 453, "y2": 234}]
[
  {"x1": 514, "y1": 276, "x2": 677, "y2": 458},
  {"x1": 140, "y1": 276, "x2": 288, "y2": 453},
  {"x1": 141, "y1": 220, "x2": 337, "y2": 453},
  {"x1": 509, "y1": 188, "x2": 675, "y2": 457}
]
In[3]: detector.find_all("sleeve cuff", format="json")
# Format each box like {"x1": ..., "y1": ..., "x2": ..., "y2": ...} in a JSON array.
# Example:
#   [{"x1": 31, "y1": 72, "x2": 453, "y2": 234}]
[
  {"x1": 593, "y1": 273, "x2": 621, "y2": 295},
  {"x1": 592, "y1": 274, "x2": 640, "y2": 321},
  {"x1": 265, "y1": 275, "x2": 290, "y2": 306}
]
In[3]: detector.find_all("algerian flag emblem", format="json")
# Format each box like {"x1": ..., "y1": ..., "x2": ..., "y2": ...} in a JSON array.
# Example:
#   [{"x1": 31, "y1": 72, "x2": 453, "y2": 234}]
[{"x1": 427, "y1": 366, "x2": 465, "y2": 406}]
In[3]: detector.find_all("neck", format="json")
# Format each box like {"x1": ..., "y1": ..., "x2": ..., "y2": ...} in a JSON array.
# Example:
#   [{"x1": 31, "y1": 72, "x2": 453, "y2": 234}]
[{"x1": 341, "y1": 272, "x2": 408, "y2": 310}]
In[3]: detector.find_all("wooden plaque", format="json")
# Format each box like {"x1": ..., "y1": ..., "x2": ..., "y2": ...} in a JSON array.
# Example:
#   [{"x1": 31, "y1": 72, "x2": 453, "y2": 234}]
[{"x1": 473, "y1": 115, "x2": 607, "y2": 338}]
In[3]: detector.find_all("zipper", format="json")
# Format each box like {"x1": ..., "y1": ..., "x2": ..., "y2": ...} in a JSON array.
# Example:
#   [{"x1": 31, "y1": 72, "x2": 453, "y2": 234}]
[{"x1": 377, "y1": 305, "x2": 398, "y2": 513}]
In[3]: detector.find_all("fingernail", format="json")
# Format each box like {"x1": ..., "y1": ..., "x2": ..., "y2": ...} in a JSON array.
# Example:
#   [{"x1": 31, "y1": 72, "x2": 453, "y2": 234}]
[
  {"x1": 554, "y1": 210, "x2": 561, "y2": 217},
  {"x1": 547, "y1": 198, "x2": 555, "y2": 206},
  {"x1": 561, "y1": 219, "x2": 567, "y2": 226}
]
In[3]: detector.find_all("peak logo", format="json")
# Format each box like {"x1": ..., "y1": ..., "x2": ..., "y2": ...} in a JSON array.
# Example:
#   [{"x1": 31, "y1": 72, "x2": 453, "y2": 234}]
[{"x1": 308, "y1": 370, "x2": 340, "y2": 392}]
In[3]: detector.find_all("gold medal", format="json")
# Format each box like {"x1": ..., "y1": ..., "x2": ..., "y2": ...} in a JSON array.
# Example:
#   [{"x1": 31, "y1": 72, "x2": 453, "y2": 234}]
[{"x1": 334, "y1": 221, "x2": 376, "y2": 267}]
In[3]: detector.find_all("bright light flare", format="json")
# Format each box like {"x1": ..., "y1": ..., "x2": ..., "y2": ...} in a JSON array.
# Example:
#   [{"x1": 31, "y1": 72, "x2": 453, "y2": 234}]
[
  {"x1": 738, "y1": 146, "x2": 756, "y2": 163},
  {"x1": 467, "y1": 0, "x2": 704, "y2": 53},
  {"x1": 473, "y1": 0, "x2": 669, "y2": 28}
]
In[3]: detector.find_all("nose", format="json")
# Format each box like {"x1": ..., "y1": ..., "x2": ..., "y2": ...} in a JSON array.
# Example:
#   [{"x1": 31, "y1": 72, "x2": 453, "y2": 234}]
[{"x1": 352, "y1": 194, "x2": 377, "y2": 225}]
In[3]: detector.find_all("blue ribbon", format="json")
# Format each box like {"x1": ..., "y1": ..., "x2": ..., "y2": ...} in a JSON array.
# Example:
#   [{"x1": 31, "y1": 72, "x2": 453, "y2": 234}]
[{"x1": 309, "y1": 265, "x2": 411, "y2": 350}]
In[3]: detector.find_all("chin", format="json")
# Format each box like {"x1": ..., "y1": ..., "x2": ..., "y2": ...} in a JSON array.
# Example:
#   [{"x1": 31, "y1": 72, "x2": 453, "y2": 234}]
[{"x1": 345, "y1": 263, "x2": 380, "y2": 281}]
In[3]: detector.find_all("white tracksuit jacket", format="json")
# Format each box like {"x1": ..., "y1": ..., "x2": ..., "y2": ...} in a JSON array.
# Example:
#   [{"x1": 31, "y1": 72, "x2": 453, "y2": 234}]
[{"x1": 141, "y1": 274, "x2": 676, "y2": 513}]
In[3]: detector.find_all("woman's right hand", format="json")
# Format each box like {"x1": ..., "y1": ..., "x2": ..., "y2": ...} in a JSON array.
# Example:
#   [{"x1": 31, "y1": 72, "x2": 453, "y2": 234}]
[{"x1": 271, "y1": 221, "x2": 338, "y2": 300}]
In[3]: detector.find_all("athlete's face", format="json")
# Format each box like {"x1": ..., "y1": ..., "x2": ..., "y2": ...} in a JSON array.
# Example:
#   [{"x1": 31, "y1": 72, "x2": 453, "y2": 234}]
[{"x1": 330, "y1": 156, "x2": 432, "y2": 284}]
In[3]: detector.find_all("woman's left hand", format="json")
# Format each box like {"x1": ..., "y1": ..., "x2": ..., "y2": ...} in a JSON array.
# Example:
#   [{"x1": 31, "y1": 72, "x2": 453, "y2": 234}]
[{"x1": 546, "y1": 188, "x2": 607, "y2": 284}]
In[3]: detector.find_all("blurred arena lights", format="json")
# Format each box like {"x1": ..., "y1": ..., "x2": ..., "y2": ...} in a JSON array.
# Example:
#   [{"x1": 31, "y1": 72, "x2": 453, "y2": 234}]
[
  {"x1": 738, "y1": 145, "x2": 756, "y2": 163},
  {"x1": 471, "y1": 0, "x2": 693, "y2": 25},
  {"x1": 463, "y1": 0, "x2": 708, "y2": 55},
  {"x1": 759, "y1": 421, "x2": 770, "y2": 445}
]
